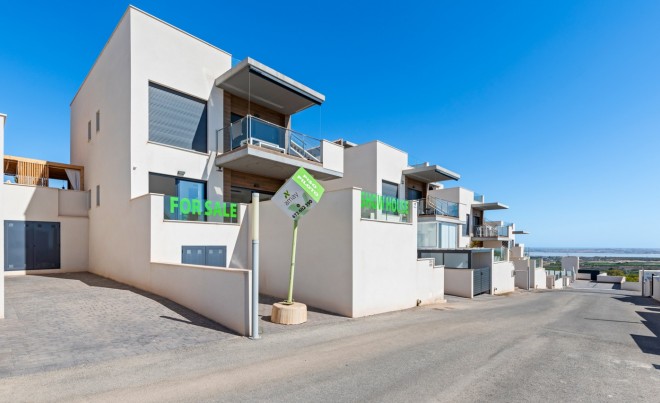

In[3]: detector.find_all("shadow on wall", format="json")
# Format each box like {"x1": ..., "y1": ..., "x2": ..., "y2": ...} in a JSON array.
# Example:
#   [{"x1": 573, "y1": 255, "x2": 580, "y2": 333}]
[
  {"x1": 37, "y1": 272, "x2": 238, "y2": 335},
  {"x1": 230, "y1": 212, "x2": 249, "y2": 269},
  {"x1": 615, "y1": 295, "x2": 660, "y2": 356}
]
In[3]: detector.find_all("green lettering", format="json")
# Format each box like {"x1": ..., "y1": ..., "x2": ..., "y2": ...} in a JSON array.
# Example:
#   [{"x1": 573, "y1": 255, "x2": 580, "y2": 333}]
[
  {"x1": 180, "y1": 198, "x2": 191, "y2": 214},
  {"x1": 191, "y1": 199, "x2": 202, "y2": 215},
  {"x1": 204, "y1": 200, "x2": 213, "y2": 216},
  {"x1": 169, "y1": 196, "x2": 179, "y2": 214},
  {"x1": 230, "y1": 203, "x2": 237, "y2": 218}
]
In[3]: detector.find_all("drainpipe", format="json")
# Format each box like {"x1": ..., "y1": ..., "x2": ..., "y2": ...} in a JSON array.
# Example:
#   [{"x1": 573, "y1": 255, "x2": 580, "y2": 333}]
[{"x1": 250, "y1": 193, "x2": 260, "y2": 339}]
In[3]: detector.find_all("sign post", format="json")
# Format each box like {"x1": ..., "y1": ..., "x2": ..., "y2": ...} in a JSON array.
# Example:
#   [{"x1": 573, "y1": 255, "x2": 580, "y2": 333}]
[{"x1": 270, "y1": 167, "x2": 324, "y2": 324}]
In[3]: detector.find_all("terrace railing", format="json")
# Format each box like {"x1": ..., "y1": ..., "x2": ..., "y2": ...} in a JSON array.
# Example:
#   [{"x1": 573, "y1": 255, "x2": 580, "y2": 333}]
[
  {"x1": 474, "y1": 224, "x2": 511, "y2": 238},
  {"x1": 218, "y1": 115, "x2": 322, "y2": 164},
  {"x1": 416, "y1": 196, "x2": 459, "y2": 217}
]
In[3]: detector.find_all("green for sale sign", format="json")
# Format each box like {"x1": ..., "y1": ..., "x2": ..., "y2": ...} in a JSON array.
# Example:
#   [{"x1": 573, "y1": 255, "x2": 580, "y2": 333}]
[{"x1": 272, "y1": 167, "x2": 325, "y2": 221}]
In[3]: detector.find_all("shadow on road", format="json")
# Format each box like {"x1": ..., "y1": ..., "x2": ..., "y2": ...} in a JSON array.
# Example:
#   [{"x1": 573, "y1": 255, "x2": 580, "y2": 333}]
[{"x1": 614, "y1": 295, "x2": 660, "y2": 356}]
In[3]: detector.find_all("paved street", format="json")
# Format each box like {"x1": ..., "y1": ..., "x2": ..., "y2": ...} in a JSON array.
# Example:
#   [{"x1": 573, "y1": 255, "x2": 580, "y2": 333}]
[{"x1": 0, "y1": 275, "x2": 659, "y2": 402}]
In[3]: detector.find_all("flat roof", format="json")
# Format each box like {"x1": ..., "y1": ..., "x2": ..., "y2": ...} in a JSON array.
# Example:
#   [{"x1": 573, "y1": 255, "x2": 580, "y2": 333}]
[
  {"x1": 472, "y1": 202, "x2": 509, "y2": 211},
  {"x1": 215, "y1": 58, "x2": 325, "y2": 115},
  {"x1": 402, "y1": 164, "x2": 460, "y2": 183}
]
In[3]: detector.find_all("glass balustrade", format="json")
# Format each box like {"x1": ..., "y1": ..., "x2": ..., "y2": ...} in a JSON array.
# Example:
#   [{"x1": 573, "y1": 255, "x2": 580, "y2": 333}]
[{"x1": 220, "y1": 115, "x2": 323, "y2": 163}]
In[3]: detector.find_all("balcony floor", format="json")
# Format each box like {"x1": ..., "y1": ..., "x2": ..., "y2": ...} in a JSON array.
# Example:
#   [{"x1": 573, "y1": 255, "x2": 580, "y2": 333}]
[{"x1": 215, "y1": 145, "x2": 342, "y2": 181}]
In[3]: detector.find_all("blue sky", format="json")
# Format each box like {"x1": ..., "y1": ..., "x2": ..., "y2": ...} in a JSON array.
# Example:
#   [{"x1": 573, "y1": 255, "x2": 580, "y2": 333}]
[{"x1": 1, "y1": 1, "x2": 658, "y2": 248}]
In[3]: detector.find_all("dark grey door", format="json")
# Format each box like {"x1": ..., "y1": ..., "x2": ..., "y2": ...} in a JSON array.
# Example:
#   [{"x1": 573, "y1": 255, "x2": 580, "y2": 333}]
[
  {"x1": 182, "y1": 246, "x2": 206, "y2": 266},
  {"x1": 205, "y1": 246, "x2": 227, "y2": 268},
  {"x1": 473, "y1": 267, "x2": 491, "y2": 296},
  {"x1": 4, "y1": 221, "x2": 60, "y2": 271}
]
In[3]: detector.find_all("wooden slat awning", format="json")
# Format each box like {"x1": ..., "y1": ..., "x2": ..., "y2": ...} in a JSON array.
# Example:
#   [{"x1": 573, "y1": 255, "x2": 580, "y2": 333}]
[{"x1": 3, "y1": 155, "x2": 84, "y2": 190}]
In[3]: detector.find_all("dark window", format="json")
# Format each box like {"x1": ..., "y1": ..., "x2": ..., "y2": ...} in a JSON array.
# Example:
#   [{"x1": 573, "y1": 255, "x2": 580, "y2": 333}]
[
  {"x1": 148, "y1": 82, "x2": 208, "y2": 153},
  {"x1": 96, "y1": 110, "x2": 100, "y2": 132},
  {"x1": 230, "y1": 186, "x2": 274, "y2": 204},
  {"x1": 406, "y1": 187, "x2": 423, "y2": 201},
  {"x1": 382, "y1": 180, "x2": 399, "y2": 199},
  {"x1": 230, "y1": 113, "x2": 243, "y2": 123},
  {"x1": 149, "y1": 173, "x2": 207, "y2": 221},
  {"x1": 87, "y1": 121, "x2": 92, "y2": 141},
  {"x1": 464, "y1": 214, "x2": 470, "y2": 236},
  {"x1": 96, "y1": 185, "x2": 100, "y2": 206}
]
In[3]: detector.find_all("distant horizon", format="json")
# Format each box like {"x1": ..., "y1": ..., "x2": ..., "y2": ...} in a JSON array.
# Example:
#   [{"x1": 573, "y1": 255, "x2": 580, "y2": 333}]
[{"x1": 528, "y1": 247, "x2": 660, "y2": 250}]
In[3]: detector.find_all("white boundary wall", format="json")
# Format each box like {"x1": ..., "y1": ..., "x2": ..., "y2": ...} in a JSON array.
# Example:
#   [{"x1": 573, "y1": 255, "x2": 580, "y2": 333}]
[
  {"x1": 260, "y1": 188, "x2": 444, "y2": 317},
  {"x1": 150, "y1": 263, "x2": 251, "y2": 335},
  {"x1": 445, "y1": 269, "x2": 473, "y2": 298},
  {"x1": 492, "y1": 261, "x2": 515, "y2": 294}
]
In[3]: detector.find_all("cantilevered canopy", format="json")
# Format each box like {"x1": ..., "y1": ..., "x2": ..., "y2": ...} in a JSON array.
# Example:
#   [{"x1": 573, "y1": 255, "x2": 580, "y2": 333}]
[
  {"x1": 513, "y1": 230, "x2": 530, "y2": 235},
  {"x1": 472, "y1": 202, "x2": 509, "y2": 211},
  {"x1": 215, "y1": 58, "x2": 325, "y2": 115},
  {"x1": 402, "y1": 164, "x2": 460, "y2": 183}
]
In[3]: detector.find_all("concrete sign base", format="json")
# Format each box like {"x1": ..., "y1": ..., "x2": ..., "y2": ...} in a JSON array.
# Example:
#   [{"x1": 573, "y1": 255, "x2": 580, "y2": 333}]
[{"x1": 271, "y1": 302, "x2": 307, "y2": 325}]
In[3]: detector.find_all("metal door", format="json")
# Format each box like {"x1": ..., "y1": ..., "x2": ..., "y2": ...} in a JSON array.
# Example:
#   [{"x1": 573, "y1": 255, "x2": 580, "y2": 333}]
[
  {"x1": 205, "y1": 246, "x2": 227, "y2": 267},
  {"x1": 182, "y1": 246, "x2": 206, "y2": 266},
  {"x1": 5, "y1": 221, "x2": 60, "y2": 271},
  {"x1": 473, "y1": 267, "x2": 491, "y2": 296}
]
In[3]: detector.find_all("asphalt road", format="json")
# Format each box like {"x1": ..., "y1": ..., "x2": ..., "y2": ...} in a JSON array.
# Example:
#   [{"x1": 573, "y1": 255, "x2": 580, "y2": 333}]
[{"x1": 1, "y1": 289, "x2": 658, "y2": 402}]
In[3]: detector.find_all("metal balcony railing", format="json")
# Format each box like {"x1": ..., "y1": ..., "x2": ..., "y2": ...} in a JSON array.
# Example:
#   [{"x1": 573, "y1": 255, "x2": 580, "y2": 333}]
[
  {"x1": 416, "y1": 196, "x2": 459, "y2": 217},
  {"x1": 3, "y1": 174, "x2": 71, "y2": 189},
  {"x1": 474, "y1": 225, "x2": 511, "y2": 238},
  {"x1": 217, "y1": 115, "x2": 323, "y2": 163}
]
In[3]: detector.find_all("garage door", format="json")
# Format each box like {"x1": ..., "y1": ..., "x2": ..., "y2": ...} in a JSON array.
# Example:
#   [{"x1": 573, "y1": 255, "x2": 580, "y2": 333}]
[
  {"x1": 4, "y1": 221, "x2": 61, "y2": 271},
  {"x1": 473, "y1": 267, "x2": 491, "y2": 296}
]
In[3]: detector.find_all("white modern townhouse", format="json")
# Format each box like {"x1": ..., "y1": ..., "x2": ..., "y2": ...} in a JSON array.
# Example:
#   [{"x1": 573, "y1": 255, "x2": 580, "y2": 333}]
[
  {"x1": 1, "y1": 6, "x2": 539, "y2": 330},
  {"x1": 1, "y1": 6, "x2": 450, "y2": 330}
]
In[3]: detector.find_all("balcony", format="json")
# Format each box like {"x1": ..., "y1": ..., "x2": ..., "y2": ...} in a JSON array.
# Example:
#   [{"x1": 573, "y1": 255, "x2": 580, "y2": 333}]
[
  {"x1": 473, "y1": 224, "x2": 512, "y2": 240},
  {"x1": 215, "y1": 115, "x2": 343, "y2": 180},
  {"x1": 3, "y1": 155, "x2": 84, "y2": 191},
  {"x1": 416, "y1": 195, "x2": 459, "y2": 218}
]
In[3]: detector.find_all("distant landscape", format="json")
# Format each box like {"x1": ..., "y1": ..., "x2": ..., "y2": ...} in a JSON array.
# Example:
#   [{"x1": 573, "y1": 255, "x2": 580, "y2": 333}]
[
  {"x1": 528, "y1": 248, "x2": 660, "y2": 282},
  {"x1": 528, "y1": 247, "x2": 660, "y2": 255}
]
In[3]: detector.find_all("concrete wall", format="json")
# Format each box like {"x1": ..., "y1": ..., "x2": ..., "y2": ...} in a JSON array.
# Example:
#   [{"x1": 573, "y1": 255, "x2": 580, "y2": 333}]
[
  {"x1": 492, "y1": 261, "x2": 515, "y2": 294},
  {"x1": 513, "y1": 259, "x2": 530, "y2": 289},
  {"x1": 561, "y1": 256, "x2": 580, "y2": 273},
  {"x1": 653, "y1": 278, "x2": 660, "y2": 303},
  {"x1": 322, "y1": 141, "x2": 408, "y2": 195},
  {"x1": 0, "y1": 114, "x2": 5, "y2": 318},
  {"x1": 597, "y1": 274, "x2": 625, "y2": 283},
  {"x1": 2, "y1": 185, "x2": 89, "y2": 272},
  {"x1": 321, "y1": 140, "x2": 344, "y2": 174},
  {"x1": 352, "y1": 199, "x2": 442, "y2": 316},
  {"x1": 150, "y1": 263, "x2": 251, "y2": 335},
  {"x1": 128, "y1": 8, "x2": 230, "y2": 201},
  {"x1": 149, "y1": 194, "x2": 249, "y2": 268},
  {"x1": 70, "y1": 8, "x2": 133, "y2": 284},
  {"x1": 621, "y1": 282, "x2": 641, "y2": 292},
  {"x1": 260, "y1": 188, "x2": 441, "y2": 317},
  {"x1": 445, "y1": 269, "x2": 473, "y2": 298},
  {"x1": 260, "y1": 188, "x2": 354, "y2": 316},
  {"x1": 532, "y1": 267, "x2": 547, "y2": 289}
]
